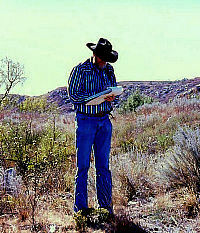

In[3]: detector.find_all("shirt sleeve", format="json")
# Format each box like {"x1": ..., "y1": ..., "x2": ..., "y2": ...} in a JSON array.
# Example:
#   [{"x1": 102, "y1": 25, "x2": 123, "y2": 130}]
[
  {"x1": 68, "y1": 66, "x2": 89, "y2": 104},
  {"x1": 108, "y1": 65, "x2": 120, "y2": 103},
  {"x1": 112, "y1": 72, "x2": 117, "y2": 87},
  {"x1": 107, "y1": 64, "x2": 117, "y2": 87}
]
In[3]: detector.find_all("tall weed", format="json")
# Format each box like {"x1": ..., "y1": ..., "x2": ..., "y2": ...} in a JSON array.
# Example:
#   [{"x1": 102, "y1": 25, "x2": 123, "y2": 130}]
[
  {"x1": 112, "y1": 151, "x2": 157, "y2": 202},
  {"x1": 157, "y1": 126, "x2": 200, "y2": 194}
]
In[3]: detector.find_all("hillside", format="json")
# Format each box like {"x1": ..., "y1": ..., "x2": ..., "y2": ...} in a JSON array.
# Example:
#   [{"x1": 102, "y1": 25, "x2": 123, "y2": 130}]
[
  {"x1": 118, "y1": 77, "x2": 200, "y2": 103},
  {"x1": 1, "y1": 77, "x2": 200, "y2": 113},
  {"x1": 39, "y1": 77, "x2": 200, "y2": 111}
]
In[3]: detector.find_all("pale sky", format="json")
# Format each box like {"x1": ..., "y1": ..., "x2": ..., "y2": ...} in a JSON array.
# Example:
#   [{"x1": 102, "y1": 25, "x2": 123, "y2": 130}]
[{"x1": 0, "y1": 0, "x2": 200, "y2": 96}]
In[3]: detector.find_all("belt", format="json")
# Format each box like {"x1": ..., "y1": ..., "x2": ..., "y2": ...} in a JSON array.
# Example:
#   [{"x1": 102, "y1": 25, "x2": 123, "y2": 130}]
[{"x1": 77, "y1": 111, "x2": 110, "y2": 117}]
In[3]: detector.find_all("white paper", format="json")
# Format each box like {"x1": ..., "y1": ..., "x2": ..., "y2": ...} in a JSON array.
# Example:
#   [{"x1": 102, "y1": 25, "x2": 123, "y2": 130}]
[{"x1": 86, "y1": 86, "x2": 123, "y2": 105}]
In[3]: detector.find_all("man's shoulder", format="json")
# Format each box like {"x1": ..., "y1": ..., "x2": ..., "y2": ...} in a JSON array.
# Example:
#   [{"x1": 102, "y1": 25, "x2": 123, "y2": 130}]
[
  {"x1": 73, "y1": 58, "x2": 92, "y2": 71},
  {"x1": 106, "y1": 63, "x2": 114, "y2": 72}
]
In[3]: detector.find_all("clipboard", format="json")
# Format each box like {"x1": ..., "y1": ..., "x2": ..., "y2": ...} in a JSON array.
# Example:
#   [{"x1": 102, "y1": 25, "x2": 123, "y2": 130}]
[{"x1": 85, "y1": 86, "x2": 123, "y2": 105}]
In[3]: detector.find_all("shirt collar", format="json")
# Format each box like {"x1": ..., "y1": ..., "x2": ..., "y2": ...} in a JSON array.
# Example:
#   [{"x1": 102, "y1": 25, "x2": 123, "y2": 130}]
[{"x1": 89, "y1": 56, "x2": 108, "y2": 71}]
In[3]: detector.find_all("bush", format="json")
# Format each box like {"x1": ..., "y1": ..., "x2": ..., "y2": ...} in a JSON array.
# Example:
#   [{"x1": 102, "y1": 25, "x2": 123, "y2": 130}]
[
  {"x1": 157, "y1": 126, "x2": 200, "y2": 193},
  {"x1": 0, "y1": 118, "x2": 75, "y2": 193},
  {"x1": 119, "y1": 90, "x2": 154, "y2": 113},
  {"x1": 112, "y1": 151, "x2": 156, "y2": 202}
]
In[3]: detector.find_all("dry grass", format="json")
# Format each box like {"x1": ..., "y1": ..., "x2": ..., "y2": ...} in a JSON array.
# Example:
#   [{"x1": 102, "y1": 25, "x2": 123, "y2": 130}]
[{"x1": 0, "y1": 97, "x2": 200, "y2": 232}]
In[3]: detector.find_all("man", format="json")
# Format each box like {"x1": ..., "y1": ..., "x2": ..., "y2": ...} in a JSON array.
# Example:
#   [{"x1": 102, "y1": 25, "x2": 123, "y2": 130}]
[{"x1": 68, "y1": 38, "x2": 118, "y2": 215}]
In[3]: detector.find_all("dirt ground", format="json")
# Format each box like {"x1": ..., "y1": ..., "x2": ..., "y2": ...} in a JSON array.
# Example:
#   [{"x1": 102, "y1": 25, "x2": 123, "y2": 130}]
[{"x1": 1, "y1": 192, "x2": 200, "y2": 233}]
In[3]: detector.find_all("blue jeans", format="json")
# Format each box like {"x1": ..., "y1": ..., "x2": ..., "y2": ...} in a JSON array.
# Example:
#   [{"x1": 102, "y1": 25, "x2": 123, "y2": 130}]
[{"x1": 74, "y1": 113, "x2": 113, "y2": 214}]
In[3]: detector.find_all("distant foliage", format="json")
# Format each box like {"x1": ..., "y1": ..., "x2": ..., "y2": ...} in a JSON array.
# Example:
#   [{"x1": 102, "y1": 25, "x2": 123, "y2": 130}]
[
  {"x1": 19, "y1": 98, "x2": 48, "y2": 113},
  {"x1": 137, "y1": 97, "x2": 200, "y2": 115},
  {"x1": 119, "y1": 90, "x2": 154, "y2": 113},
  {"x1": 0, "y1": 57, "x2": 26, "y2": 105},
  {"x1": 0, "y1": 96, "x2": 60, "y2": 114},
  {"x1": 18, "y1": 97, "x2": 60, "y2": 114},
  {"x1": 0, "y1": 95, "x2": 21, "y2": 110}
]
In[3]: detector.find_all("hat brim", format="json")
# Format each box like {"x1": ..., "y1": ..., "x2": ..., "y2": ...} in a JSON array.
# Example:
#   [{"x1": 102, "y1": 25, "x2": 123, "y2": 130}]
[{"x1": 86, "y1": 43, "x2": 118, "y2": 63}]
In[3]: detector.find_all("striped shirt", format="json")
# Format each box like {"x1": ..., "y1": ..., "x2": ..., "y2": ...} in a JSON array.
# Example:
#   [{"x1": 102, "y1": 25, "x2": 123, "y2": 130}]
[{"x1": 68, "y1": 57, "x2": 117, "y2": 114}]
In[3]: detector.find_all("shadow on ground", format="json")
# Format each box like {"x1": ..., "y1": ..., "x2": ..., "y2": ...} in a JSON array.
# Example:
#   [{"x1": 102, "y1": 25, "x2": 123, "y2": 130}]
[
  {"x1": 108, "y1": 215, "x2": 148, "y2": 233},
  {"x1": 86, "y1": 214, "x2": 148, "y2": 233}
]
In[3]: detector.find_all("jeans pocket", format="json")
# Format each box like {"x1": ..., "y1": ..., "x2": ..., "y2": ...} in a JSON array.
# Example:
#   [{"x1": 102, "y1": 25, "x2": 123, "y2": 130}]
[{"x1": 76, "y1": 113, "x2": 87, "y2": 121}]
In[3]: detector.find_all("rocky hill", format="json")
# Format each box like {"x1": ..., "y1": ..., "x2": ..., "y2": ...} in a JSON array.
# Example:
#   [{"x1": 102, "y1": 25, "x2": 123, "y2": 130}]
[
  {"x1": 1, "y1": 77, "x2": 200, "y2": 113},
  {"x1": 45, "y1": 77, "x2": 200, "y2": 112},
  {"x1": 119, "y1": 77, "x2": 200, "y2": 103}
]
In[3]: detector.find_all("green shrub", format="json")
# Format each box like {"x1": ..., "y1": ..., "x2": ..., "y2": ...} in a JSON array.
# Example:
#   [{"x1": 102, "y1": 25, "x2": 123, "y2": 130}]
[
  {"x1": 19, "y1": 97, "x2": 48, "y2": 113},
  {"x1": 119, "y1": 90, "x2": 153, "y2": 113},
  {"x1": 0, "y1": 96, "x2": 20, "y2": 110},
  {"x1": 73, "y1": 208, "x2": 110, "y2": 231},
  {"x1": 0, "y1": 118, "x2": 75, "y2": 193},
  {"x1": 156, "y1": 134, "x2": 174, "y2": 152}
]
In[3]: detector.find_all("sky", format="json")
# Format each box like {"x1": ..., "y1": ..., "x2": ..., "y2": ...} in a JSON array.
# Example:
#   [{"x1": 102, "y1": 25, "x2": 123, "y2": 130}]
[{"x1": 0, "y1": 0, "x2": 200, "y2": 96}]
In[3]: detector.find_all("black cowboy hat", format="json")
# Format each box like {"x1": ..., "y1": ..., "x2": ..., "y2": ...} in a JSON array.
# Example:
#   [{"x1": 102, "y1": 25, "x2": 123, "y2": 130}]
[{"x1": 86, "y1": 38, "x2": 118, "y2": 63}]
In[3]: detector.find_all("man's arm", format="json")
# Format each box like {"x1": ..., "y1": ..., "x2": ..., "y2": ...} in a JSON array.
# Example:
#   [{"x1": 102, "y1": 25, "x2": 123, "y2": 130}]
[
  {"x1": 68, "y1": 66, "x2": 89, "y2": 104},
  {"x1": 106, "y1": 64, "x2": 117, "y2": 87},
  {"x1": 104, "y1": 65, "x2": 117, "y2": 102}
]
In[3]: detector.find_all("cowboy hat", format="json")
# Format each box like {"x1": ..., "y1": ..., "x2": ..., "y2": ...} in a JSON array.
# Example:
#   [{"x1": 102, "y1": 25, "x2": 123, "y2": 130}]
[{"x1": 86, "y1": 38, "x2": 118, "y2": 63}]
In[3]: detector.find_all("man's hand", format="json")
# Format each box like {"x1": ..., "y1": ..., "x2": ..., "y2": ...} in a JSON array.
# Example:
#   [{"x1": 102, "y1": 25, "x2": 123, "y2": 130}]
[{"x1": 104, "y1": 94, "x2": 115, "y2": 102}]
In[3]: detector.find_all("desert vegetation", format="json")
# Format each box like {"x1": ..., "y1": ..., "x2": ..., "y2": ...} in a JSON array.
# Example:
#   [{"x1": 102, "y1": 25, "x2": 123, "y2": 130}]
[
  {"x1": 0, "y1": 89, "x2": 200, "y2": 232},
  {"x1": 0, "y1": 57, "x2": 26, "y2": 105}
]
